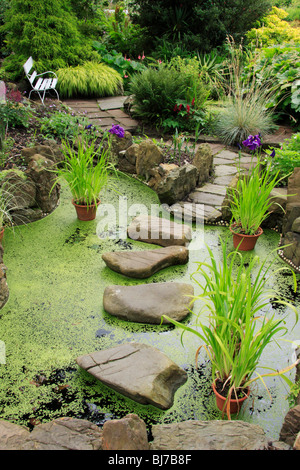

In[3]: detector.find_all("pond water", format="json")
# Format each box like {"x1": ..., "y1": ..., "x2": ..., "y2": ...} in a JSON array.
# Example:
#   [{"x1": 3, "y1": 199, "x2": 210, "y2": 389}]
[{"x1": 0, "y1": 173, "x2": 299, "y2": 441}]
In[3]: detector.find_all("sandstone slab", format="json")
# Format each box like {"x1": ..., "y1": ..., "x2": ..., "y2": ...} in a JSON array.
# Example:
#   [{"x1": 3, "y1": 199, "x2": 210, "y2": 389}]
[
  {"x1": 0, "y1": 417, "x2": 102, "y2": 450},
  {"x1": 103, "y1": 282, "x2": 194, "y2": 324},
  {"x1": 101, "y1": 413, "x2": 149, "y2": 450},
  {"x1": 76, "y1": 342, "x2": 187, "y2": 409},
  {"x1": 150, "y1": 420, "x2": 269, "y2": 450},
  {"x1": 127, "y1": 215, "x2": 192, "y2": 247},
  {"x1": 102, "y1": 246, "x2": 189, "y2": 278}
]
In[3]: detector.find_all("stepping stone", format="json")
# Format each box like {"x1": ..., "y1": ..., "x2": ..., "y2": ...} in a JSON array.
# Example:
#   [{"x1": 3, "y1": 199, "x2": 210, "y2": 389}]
[
  {"x1": 189, "y1": 191, "x2": 224, "y2": 207},
  {"x1": 194, "y1": 183, "x2": 227, "y2": 196},
  {"x1": 103, "y1": 282, "x2": 194, "y2": 324},
  {"x1": 127, "y1": 215, "x2": 192, "y2": 247},
  {"x1": 214, "y1": 165, "x2": 237, "y2": 177},
  {"x1": 170, "y1": 202, "x2": 222, "y2": 224},
  {"x1": 213, "y1": 175, "x2": 237, "y2": 186},
  {"x1": 97, "y1": 96, "x2": 127, "y2": 110},
  {"x1": 76, "y1": 342, "x2": 188, "y2": 409},
  {"x1": 215, "y1": 150, "x2": 238, "y2": 160},
  {"x1": 102, "y1": 246, "x2": 189, "y2": 279}
]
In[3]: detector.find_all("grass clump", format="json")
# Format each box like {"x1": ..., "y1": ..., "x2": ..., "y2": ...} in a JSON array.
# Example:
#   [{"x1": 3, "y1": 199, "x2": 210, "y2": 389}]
[{"x1": 56, "y1": 62, "x2": 123, "y2": 99}]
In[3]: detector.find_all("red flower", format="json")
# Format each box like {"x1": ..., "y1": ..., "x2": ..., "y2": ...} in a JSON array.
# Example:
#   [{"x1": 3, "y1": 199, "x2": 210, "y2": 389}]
[
  {"x1": 191, "y1": 98, "x2": 195, "y2": 106},
  {"x1": 178, "y1": 104, "x2": 183, "y2": 110},
  {"x1": 186, "y1": 104, "x2": 190, "y2": 114},
  {"x1": 174, "y1": 104, "x2": 178, "y2": 112}
]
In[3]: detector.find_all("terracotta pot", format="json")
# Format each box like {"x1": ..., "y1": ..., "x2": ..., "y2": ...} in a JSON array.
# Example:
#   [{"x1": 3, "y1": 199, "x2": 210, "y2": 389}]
[
  {"x1": 212, "y1": 381, "x2": 250, "y2": 416},
  {"x1": 230, "y1": 224, "x2": 263, "y2": 251},
  {"x1": 72, "y1": 199, "x2": 100, "y2": 221}
]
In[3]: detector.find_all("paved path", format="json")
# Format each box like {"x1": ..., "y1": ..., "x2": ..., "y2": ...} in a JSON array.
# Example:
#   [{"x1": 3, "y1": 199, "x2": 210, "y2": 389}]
[{"x1": 64, "y1": 96, "x2": 139, "y2": 132}]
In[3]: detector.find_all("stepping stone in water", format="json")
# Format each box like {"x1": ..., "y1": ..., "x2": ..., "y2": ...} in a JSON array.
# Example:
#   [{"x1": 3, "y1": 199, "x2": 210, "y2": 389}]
[
  {"x1": 102, "y1": 246, "x2": 189, "y2": 279},
  {"x1": 103, "y1": 282, "x2": 194, "y2": 324},
  {"x1": 76, "y1": 342, "x2": 188, "y2": 409},
  {"x1": 127, "y1": 215, "x2": 192, "y2": 247}
]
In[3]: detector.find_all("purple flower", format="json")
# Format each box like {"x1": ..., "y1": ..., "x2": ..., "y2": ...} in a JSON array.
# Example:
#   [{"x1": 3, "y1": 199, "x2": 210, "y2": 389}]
[
  {"x1": 242, "y1": 134, "x2": 262, "y2": 151},
  {"x1": 109, "y1": 124, "x2": 125, "y2": 138},
  {"x1": 270, "y1": 149, "x2": 276, "y2": 157}
]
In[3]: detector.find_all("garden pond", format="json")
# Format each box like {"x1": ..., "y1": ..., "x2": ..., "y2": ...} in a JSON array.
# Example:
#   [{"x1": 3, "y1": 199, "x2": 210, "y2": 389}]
[{"x1": 0, "y1": 172, "x2": 299, "y2": 441}]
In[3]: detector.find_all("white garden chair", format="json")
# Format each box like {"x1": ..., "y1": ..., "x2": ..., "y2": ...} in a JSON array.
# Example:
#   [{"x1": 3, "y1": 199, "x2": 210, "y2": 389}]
[{"x1": 23, "y1": 57, "x2": 59, "y2": 105}]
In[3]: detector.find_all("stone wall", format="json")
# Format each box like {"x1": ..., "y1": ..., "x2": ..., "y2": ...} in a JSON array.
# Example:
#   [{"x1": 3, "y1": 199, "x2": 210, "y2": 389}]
[
  {"x1": 1, "y1": 141, "x2": 61, "y2": 226},
  {"x1": 278, "y1": 168, "x2": 300, "y2": 272}
]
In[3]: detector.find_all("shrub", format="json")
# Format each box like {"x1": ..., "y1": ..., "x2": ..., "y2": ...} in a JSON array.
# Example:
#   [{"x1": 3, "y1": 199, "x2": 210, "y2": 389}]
[
  {"x1": 92, "y1": 42, "x2": 147, "y2": 90},
  {"x1": 244, "y1": 43, "x2": 300, "y2": 120},
  {"x1": 129, "y1": 0, "x2": 272, "y2": 53},
  {"x1": 246, "y1": 6, "x2": 300, "y2": 47},
  {"x1": 0, "y1": 100, "x2": 32, "y2": 129},
  {"x1": 0, "y1": 0, "x2": 99, "y2": 80},
  {"x1": 266, "y1": 132, "x2": 300, "y2": 184},
  {"x1": 39, "y1": 110, "x2": 92, "y2": 140},
  {"x1": 129, "y1": 65, "x2": 190, "y2": 126},
  {"x1": 56, "y1": 62, "x2": 123, "y2": 98},
  {"x1": 129, "y1": 64, "x2": 209, "y2": 131}
]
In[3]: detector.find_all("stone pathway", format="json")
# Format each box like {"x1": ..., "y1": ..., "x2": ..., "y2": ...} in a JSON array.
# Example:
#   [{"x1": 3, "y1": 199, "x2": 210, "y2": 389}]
[{"x1": 64, "y1": 96, "x2": 139, "y2": 132}]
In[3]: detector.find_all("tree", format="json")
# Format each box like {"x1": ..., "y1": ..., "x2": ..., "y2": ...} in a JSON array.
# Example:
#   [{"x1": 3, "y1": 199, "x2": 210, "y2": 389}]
[
  {"x1": 129, "y1": 0, "x2": 272, "y2": 53},
  {"x1": 0, "y1": 0, "x2": 99, "y2": 80}
]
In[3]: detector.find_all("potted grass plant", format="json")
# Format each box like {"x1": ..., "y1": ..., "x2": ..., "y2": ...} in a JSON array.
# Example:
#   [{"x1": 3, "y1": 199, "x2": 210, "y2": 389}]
[
  {"x1": 53, "y1": 131, "x2": 119, "y2": 221},
  {"x1": 163, "y1": 238, "x2": 299, "y2": 419},
  {"x1": 229, "y1": 134, "x2": 284, "y2": 250}
]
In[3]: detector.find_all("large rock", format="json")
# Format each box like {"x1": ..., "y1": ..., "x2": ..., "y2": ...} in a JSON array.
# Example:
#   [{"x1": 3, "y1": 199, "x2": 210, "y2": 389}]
[
  {"x1": 127, "y1": 215, "x2": 192, "y2": 247},
  {"x1": 25, "y1": 154, "x2": 59, "y2": 213},
  {"x1": 0, "y1": 417, "x2": 102, "y2": 450},
  {"x1": 102, "y1": 245, "x2": 189, "y2": 279},
  {"x1": 279, "y1": 405, "x2": 300, "y2": 448},
  {"x1": 76, "y1": 342, "x2": 187, "y2": 410},
  {"x1": 21, "y1": 141, "x2": 64, "y2": 165},
  {"x1": 149, "y1": 163, "x2": 198, "y2": 205},
  {"x1": 135, "y1": 140, "x2": 164, "y2": 179},
  {"x1": 103, "y1": 282, "x2": 194, "y2": 324},
  {"x1": 1, "y1": 171, "x2": 36, "y2": 210},
  {"x1": 0, "y1": 420, "x2": 30, "y2": 450},
  {"x1": 101, "y1": 414, "x2": 149, "y2": 450},
  {"x1": 150, "y1": 420, "x2": 269, "y2": 450},
  {"x1": 118, "y1": 143, "x2": 140, "y2": 173},
  {"x1": 192, "y1": 143, "x2": 214, "y2": 185}
]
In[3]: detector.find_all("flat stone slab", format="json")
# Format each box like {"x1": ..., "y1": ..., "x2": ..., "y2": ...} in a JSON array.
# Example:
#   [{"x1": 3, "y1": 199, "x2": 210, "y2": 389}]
[
  {"x1": 76, "y1": 342, "x2": 188, "y2": 409},
  {"x1": 127, "y1": 215, "x2": 192, "y2": 247},
  {"x1": 102, "y1": 245, "x2": 189, "y2": 279},
  {"x1": 215, "y1": 150, "x2": 239, "y2": 160},
  {"x1": 97, "y1": 96, "x2": 127, "y2": 110},
  {"x1": 214, "y1": 165, "x2": 237, "y2": 177},
  {"x1": 103, "y1": 282, "x2": 194, "y2": 324},
  {"x1": 0, "y1": 418, "x2": 102, "y2": 450},
  {"x1": 194, "y1": 183, "x2": 227, "y2": 196},
  {"x1": 188, "y1": 191, "x2": 224, "y2": 207},
  {"x1": 170, "y1": 202, "x2": 222, "y2": 223},
  {"x1": 150, "y1": 420, "x2": 269, "y2": 450}
]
